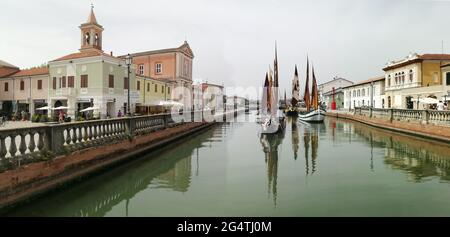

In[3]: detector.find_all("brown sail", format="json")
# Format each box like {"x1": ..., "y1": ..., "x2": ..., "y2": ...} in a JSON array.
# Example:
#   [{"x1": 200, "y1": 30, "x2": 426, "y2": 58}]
[
  {"x1": 303, "y1": 58, "x2": 311, "y2": 112},
  {"x1": 310, "y1": 65, "x2": 319, "y2": 110}
]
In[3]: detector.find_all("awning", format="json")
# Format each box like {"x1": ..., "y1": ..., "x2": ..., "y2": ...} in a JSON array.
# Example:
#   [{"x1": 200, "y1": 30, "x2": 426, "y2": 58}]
[
  {"x1": 80, "y1": 107, "x2": 99, "y2": 112},
  {"x1": 52, "y1": 106, "x2": 69, "y2": 110},
  {"x1": 419, "y1": 97, "x2": 439, "y2": 104},
  {"x1": 36, "y1": 106, "x2": 51, "y2": 110},
  {"x1": 158, "y1": 100, "x2": 184, "y2": 107}
]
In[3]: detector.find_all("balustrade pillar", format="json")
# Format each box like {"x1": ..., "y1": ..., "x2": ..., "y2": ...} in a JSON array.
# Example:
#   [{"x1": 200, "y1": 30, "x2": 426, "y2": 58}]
[
  {"x1": 422, "y1": 110, "x2": 430, "y2": 124},
  {"x1": 389, "y1": 109, "x2": 394, "y2": 122}
]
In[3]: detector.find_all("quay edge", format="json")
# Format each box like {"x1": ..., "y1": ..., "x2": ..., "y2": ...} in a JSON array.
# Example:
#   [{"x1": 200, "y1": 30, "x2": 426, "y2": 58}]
[
  {"x1": 326, "y1": 111, "x2": 450, "y2": 144},
  {"x1": 0, "y1": 120, "x2": 220, "y2": 212}
]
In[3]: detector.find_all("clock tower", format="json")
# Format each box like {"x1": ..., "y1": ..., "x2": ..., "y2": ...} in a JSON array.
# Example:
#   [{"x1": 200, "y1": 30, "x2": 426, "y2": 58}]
[{"x1": 79, "y1": 5, "x2": 104, "y2": 52}]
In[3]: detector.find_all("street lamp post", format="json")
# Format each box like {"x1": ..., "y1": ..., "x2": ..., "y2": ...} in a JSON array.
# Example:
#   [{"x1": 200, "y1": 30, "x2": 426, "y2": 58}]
[{"x1": 125, "y1": 54, "x2": 132, "y2": 116}]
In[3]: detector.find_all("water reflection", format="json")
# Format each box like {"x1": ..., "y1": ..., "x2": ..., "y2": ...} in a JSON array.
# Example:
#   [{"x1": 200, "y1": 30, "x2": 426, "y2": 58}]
[
  {"x1": 288, "y1": 116, "x2": 300, "y2": 160},
  {"x1": 259, "y1": 130, "x2": 285, "y2": 207},
  {"x1": 329, "y1": 117, "x2": 450, "y2": 182},
  {"x1": 301, "y1": 122, "x2": 321, "y2": 175}
]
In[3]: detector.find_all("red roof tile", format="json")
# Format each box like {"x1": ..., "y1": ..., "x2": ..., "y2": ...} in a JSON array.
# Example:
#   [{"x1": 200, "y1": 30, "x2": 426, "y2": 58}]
[
  {"x1": 10, "y1": 67, "x2": 49, "y2": 77},
  {"x1": 342, "y1": 76, "x2": 384, "y2": 89},
  {"x1": 52, "y1": 49, "x2": 119, "y2": 62},
  {"x1": 418, "y1": 54, "x2": 450, "y2": 60}
]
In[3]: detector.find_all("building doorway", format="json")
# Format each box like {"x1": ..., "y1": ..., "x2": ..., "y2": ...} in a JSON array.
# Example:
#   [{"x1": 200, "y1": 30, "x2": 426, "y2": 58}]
[
  {"x1": 107, "y1": 102, "x2": 115, "y2": 118},
  {"x1": 406, "y1": 96, "x2": 413, "y2": 109}
]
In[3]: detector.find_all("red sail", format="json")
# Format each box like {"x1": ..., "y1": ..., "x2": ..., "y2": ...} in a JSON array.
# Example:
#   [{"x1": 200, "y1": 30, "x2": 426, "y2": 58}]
[
  {"x1": 310, "y1": 66, "x2": 319, "y2": 110},
  {"x1": 303, "y1": 58, "x2": 310, "y2": 112}
]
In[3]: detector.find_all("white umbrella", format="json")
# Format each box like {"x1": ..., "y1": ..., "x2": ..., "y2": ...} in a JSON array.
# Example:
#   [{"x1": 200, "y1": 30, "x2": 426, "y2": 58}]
[
  {"x1": 158, "y1": 101, "x2": 184, "y2": 107},
  {"x1": 80, "y1": 107, "x2": 99, "y2": 112},
  {"x1": 52, "y1": 106, "x2": 69, "y2": 110},
  {"x1": 36, "y1": 106, "x2": 51, "y2": 110},
  {"x1": 419, "y1": 97, "x2": 439, "y2": 104}
]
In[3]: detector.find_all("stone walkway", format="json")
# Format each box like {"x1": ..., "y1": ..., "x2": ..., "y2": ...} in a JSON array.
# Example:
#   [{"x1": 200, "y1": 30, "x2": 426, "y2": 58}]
[{"x1": 0, "y1": 121, "x2": 47, "y2": 131}]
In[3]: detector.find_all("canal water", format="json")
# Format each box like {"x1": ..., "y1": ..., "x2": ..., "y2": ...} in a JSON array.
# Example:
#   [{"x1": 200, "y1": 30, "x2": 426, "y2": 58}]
[{"x1": 5, "y1": 112, "x2": 450, "y2": 217}]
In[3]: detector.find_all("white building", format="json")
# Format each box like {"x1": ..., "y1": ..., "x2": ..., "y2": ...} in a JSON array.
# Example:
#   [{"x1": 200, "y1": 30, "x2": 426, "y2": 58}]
[{"x1": 343, "y1": 76, "x2": 385, "y2": 109}]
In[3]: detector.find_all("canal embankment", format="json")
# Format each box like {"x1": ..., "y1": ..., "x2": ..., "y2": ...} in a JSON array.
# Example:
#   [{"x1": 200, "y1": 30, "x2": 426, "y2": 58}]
[
  {"x1": 326, "y1": 108, "x2": 450, "y2": 143},
  {"x1": 0, "y1": 110, "x2": 242, "y2": 210}
]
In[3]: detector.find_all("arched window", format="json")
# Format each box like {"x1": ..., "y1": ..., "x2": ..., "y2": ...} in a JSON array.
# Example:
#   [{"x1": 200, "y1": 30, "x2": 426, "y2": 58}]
[
  {"x1": 85, "y1": 32, "x2": 90, "y2": 45},
  {"x1": 388, "y1": 75, "x2": 391, "y2": 87},
  {"x1": 357, "y1": 89, "x2": 360, "y2": 97},
  {"x1": 353, "y1": 90, "x2": 356, "y2": 97},
  {"x1": 409, "y1": 69, "x2": 413, "y2": 82},
  {"x1": 362, "y1": 89, "x2": 365, "y2": 96},
  {"x1": 395, "y1": 73, "x2": 398, "y2": 84},
  {"x1": 94, "y1": 33, "x2": 99, "y2": 46},
  {"x1": 402, "y1": 72, "x2": 405, "y2": 84}
]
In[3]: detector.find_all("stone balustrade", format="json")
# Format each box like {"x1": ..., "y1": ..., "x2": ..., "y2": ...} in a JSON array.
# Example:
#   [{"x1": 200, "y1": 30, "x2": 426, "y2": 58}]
[
  {"x1": 354, "y1": 107, "x2": 450, "y2": 125},
  {"x1": 0, "y1": 109, "x2": 240, "y2": 172}
]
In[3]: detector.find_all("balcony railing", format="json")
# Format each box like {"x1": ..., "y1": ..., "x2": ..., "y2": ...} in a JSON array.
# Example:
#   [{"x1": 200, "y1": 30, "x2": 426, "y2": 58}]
[
  {"x1": 0, "y1": 109, "x2": 240, "y2": 172},
  {"x1": 354, "y1": 107, "x2": 450, "y2": 126}
]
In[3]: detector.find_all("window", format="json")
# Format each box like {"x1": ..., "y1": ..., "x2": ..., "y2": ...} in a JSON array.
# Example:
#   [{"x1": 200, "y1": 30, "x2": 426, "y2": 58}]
[
  {"x1": 362, "y1": 89, "x2": 365, "y2": 96},
  {"x1": 138, "y1": 64, "x2": 144, "y2": 75},
  {"x1": 447, "y1": 72, "x2": 450, "y2": 86},
  {"x1": 395, "y1": 73, "x2": 398, "y2": 85},
  {"x1": 357, "y1": 90, "x2": 360, "y2": 97},
  {"x1": 137, "y1": 81, "x2": 141, "y2": 90},
  {"x1": 4, "y1": 82, "x2": 8, "y2": 92},
  {"x1": 81, "y1": 75, "x2": 88, "y2": 88},
  {"x1": 52, "y1": 77, "x2": 56, "y2": 89},
  {"x1": 37, "y1": 80, "x2": 42, "y2": 90},
  {"x1": 124, "y1": 77, "x2": 129, "y2": 89},
  {"x1": 147, "y1": 83, "x2": 150, "y2": 92},
  {"x1": 353, "y1": 90, "x2": 356, "y2": 97},
  {"x1": 68, "y1": 76, "x2": 74, "y2": 88},
  {"x1": 162, "y1": 85, "x2": 165, "y2": 93},
  {"x1": 388, "y1": 75, "x2": 391, "y2": 87},
  {"x1": 168, "y1": 87, "x2": 170, "y2": 94},
  {"x1": 409, "y1": 70, "x2": 413, "y2": 82},
  {"x1": 109, "y1": 75, "x2": 114, "y2": 88},
  {"x1": 155, "y1": 63, "x2": 162, "y2": 74},
  {"x1": 402, "y1": 72, "x2": 405, "y2": 84},
  {"x1": 62, "y1": 76, "x2": 66, "y2": 88},
  {"x1": 20, "y1": 80, "x2": 24, "y2": 90},
  {"x1": 154, "y1": 84, "x2": 157, "y2": 92}
]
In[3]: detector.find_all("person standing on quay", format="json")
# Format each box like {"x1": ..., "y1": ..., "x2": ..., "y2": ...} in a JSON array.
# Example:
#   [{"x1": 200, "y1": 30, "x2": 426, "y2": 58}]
[
  {"x1": 437, "y1": 101, "x2": 444, "y2": 111},
  {"x1": 117, "y1": 110, "x2": 122, "y2": 118}
]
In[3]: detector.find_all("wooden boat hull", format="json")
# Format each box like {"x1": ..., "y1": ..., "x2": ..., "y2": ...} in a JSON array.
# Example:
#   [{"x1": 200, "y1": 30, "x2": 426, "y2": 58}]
[
  {"x1": 285, "y1": 109, "x2": 298, "y2": 116},
  {"x1": 298, "y1": 109, "x2": 325, "y2": 122}
]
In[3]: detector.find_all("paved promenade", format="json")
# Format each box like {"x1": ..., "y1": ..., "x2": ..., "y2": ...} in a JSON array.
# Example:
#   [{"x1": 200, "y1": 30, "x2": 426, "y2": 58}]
[{"x1": 0, "y1": 121, "x2": 47, "y2": 131}]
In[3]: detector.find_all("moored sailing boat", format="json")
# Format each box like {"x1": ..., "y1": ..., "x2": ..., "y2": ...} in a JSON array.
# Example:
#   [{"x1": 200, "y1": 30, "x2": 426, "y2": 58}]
[
  {"x1": 298, "y1": 58, "x2": 325, "y2": 122},
  {"x1": 286, "y1": 65, "x2": 300, "y2": 116},
  {"x1": 260, "y1": 44, "x2": 285, "y2": 133}
]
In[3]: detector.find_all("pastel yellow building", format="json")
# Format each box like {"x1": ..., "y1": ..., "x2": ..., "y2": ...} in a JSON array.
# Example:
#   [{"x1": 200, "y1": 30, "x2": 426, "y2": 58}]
[
  {"x1": 383, "y1": 53, "x2": 450, "y2": 109},
  {"x1": 135, "y1": 75, "x2": 176, "y2": 114}
]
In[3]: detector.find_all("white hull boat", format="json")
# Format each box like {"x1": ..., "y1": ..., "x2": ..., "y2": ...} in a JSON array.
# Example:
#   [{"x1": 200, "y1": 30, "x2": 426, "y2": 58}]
[
  {"x1": 298, "y1": 109, "x2": 325, "y2": 122},
  {"x1": 260, "y1": 116, "x2": 285, "y2": 134}
]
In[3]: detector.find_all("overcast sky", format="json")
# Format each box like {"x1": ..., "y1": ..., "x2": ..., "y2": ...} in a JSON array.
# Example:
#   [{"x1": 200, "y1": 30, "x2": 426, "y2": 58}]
[{"x1": 1, "y1": 0, "x2": 450, "y2": 96}]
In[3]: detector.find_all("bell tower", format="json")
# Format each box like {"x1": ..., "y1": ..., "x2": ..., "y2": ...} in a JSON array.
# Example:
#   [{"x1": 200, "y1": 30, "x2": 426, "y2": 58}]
[{"x1": 79, "y1": 4, "x2": 104, "y2": 52}]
